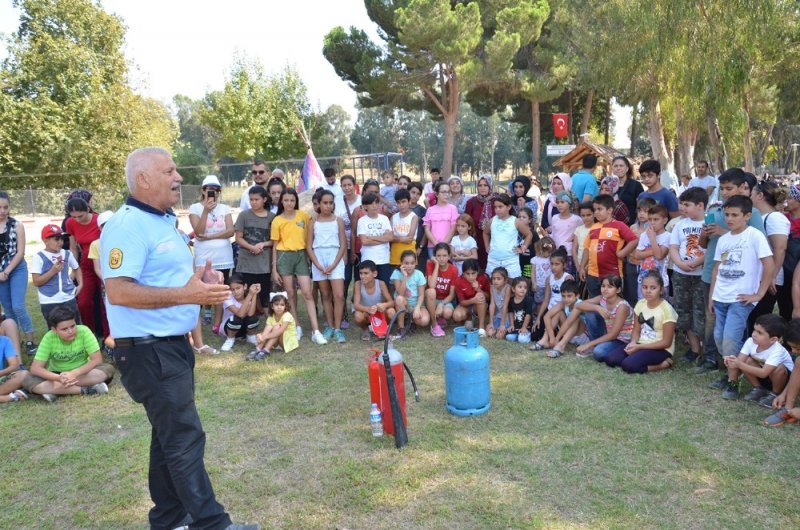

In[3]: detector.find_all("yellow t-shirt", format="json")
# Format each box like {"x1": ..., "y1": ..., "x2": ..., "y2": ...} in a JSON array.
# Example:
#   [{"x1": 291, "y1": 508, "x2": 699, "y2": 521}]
[
  {"x1": 270, "y1": 210, "x2": 310, "y2": 251},
  {"x1": 633, "y1": 299, "x2": 678, "y2": 355},
  {"x1": 87, "y1": 239, "x2": 100, "y2": 260},
  {"x1": 268, "y1": 312, "x2": 298, "y2": 353}
]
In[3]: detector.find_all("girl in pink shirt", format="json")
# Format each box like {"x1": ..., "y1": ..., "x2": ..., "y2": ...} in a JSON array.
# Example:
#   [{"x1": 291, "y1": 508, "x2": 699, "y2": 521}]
[
  {"x1": 423, "y1": 181, "x2": 459, "y2": 258},
  {"x1": 547, "y1": 191, "x2": 583, "y2": 276}
]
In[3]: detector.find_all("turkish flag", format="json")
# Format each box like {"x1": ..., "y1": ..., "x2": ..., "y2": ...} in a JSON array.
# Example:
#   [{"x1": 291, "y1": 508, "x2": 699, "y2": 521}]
[{"x1": 553, "y1": 113, "x2": 569, "y2": 139}]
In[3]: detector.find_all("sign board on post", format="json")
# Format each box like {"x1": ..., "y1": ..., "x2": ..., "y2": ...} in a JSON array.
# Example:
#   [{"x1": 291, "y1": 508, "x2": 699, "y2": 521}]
[{"x1": 546, "y1": 145, "x2": 576, "y2": 157}]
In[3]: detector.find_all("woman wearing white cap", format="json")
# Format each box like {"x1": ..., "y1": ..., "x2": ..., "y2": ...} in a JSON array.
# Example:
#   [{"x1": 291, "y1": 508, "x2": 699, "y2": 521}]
[{"x1": 189, "y1": 176, "x2": 235, "y2": 331}]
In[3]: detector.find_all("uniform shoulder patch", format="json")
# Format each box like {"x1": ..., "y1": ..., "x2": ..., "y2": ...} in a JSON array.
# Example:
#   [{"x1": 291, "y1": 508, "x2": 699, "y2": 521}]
[{"x1": 109, "y1": 248, "x2": 123, "y2": 269}]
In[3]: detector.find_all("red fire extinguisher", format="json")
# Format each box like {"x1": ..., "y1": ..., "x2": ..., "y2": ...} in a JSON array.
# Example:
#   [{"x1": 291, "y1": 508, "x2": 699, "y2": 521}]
[{"x1": 366, "y1": 312, "x2": 419, "y2": 441}]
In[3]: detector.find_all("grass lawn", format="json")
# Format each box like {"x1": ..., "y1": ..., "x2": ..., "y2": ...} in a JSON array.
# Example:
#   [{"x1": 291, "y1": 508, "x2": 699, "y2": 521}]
[{"x1": 1, "y1": 285, "x2": 799, "y2": 529}]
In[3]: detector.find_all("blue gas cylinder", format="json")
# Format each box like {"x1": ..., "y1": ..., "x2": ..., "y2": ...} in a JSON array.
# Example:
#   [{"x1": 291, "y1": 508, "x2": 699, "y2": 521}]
[{"x1": 444, "y1": 326, "x2": 491, "y2": 416}]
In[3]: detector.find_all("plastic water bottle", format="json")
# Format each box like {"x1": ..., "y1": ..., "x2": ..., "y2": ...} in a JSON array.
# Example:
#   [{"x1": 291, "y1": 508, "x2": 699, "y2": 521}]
[{"x1": 370, "y1": 403, "x2": 383, "y2": 437}]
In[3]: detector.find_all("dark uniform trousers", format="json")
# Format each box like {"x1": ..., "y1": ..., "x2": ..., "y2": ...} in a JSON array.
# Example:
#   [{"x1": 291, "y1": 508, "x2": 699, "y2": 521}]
[{"x1": 114, "y1": 338, "x2": 232, "y2": 530}]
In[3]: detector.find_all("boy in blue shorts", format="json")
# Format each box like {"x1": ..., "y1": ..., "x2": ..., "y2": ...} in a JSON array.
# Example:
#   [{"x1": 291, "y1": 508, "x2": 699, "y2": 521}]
[{"x1": 0, "y1": 334, "x2": 28, "y2": 403}]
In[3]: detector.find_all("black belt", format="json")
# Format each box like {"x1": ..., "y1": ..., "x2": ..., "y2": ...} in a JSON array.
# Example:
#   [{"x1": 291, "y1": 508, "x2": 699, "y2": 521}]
[{"x1": 114, "y1": 335, "x2": 186, "y2": 348}]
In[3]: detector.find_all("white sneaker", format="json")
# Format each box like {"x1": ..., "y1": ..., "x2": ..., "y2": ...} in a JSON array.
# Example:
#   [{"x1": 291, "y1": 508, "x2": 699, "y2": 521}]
[
  {"x1": 478, "y1": 328, "x2": 486, "y2": 338},
  {"x1": 296, "y1": 326, "x2": 303, "y2": 340},
  {"x1": 221, "y1": 337, "x2": 236, "y2": 352},
  {"x1": 246, "y1": 334, "x2": 258, "y2": 345},
  {"x1": 90, "y1": 382, "x2": 109, "y2": 395},
  {"x1": 311, "y1": 330, "x2": 328, "y2": 345}
]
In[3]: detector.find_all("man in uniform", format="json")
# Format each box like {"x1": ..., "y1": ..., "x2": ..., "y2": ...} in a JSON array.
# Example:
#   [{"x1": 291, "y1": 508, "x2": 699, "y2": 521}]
[{"x1": 101, "y1": 147, "x2": 259, "y2": 530}]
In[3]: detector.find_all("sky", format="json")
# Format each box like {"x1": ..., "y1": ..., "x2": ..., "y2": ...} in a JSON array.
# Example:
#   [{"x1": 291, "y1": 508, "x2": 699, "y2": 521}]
[{"x1": 0, "y1": 0, "x2": 631, "y2": 148}]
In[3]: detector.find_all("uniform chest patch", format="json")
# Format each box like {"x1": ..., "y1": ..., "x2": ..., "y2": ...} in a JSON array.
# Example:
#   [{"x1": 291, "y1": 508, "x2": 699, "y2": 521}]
[{"x1": 109, "y1": 248, "x2": 123, "y2": 269}]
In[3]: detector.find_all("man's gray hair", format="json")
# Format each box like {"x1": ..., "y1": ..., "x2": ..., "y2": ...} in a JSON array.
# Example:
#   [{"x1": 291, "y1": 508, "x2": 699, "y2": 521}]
[
  {"x1": 272, "y1": 168, "x2": 284, "y2": 179},
  {"x1": 125, "y1": 147, "x2": 171, "y2": 192}
]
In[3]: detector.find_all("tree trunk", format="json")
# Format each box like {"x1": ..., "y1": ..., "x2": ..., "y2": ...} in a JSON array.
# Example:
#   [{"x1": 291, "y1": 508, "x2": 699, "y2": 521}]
[
  {"x1": 675, "y1": 115, "x2": 697, "y2": 178},
  {"x1": 705, "y1": 103, "x2": 727, "y2": 173},
  {"x1": 629, "y1": 103, "x2": 638, "y2": 157},
  {"x1": 568, "y1": 89, "x2": 575, "y2": 144},
  {"x1": 754, "y1": 122, "x2": 774, "y2": 169},
  {"x1": 742, "y1": 94, "x2": 754, "y2": 172},
  {"x1": 647, "y1": 96, "x2": 674, "y2": 175},
  {"x1": 531, "y1": 100, "x2": 541, "y2": 176},
  {"x1": 604, "y1": 95, "x2": 611, "y2": 145},
  {"x1": 580, "y1": 89, "x2": 594, "y2": 137}
]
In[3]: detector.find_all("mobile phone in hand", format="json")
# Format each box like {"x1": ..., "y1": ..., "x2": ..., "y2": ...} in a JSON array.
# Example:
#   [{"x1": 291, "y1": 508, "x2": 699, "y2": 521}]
[{"x1": 207, "y1": 190, "x2": 217, "y2": 198}]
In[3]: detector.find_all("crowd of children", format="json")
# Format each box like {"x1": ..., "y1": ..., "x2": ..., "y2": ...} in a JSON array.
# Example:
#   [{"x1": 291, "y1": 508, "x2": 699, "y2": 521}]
[{"x1": 4, "y1": 159, "x2": 800, "y2": 431}]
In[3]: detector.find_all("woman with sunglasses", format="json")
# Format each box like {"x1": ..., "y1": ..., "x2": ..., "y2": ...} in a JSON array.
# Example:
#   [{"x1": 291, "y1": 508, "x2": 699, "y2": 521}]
[{"x1": 189, "y1": 175, "x2": 235, "y2": 332}]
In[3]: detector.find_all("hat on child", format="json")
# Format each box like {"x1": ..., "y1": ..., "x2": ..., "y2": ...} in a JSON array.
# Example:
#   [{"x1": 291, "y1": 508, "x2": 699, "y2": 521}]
[{"x1": 41, "y1": 224, "x2": 63, "y2": 240}]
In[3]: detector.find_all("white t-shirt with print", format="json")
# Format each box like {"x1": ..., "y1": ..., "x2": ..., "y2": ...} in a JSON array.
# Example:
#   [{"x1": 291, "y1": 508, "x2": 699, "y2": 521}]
[
  {"x1": 636, "y1": 231, "x2": 671, "y2": 286},
  {"x1": 669, "y1": 218, "x2": 706, "y2": 277},
  {"x1": 451, "y1": 235, "x2": 477, "y2": 274},
  {"x1": 763, "y1": 211, "x2": 790, "y2": 286},
  {"x1": 712, "y1": 226, "x2": 773, "y2": 304},
  {"x1": 740, "y1": 337, "x2": 794, "y2": 372},
  {"x1": 188, "y1": 202, "x2": 234, "y2": 269},
  {"x1": 357, "y1": 214, "x2": 392, "y2": 265}
]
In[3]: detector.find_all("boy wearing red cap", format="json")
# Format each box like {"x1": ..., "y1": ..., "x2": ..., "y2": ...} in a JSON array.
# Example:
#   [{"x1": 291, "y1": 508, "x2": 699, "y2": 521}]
[{"x1": 31, "y1": 224, "x2": 82, "y2": 324}]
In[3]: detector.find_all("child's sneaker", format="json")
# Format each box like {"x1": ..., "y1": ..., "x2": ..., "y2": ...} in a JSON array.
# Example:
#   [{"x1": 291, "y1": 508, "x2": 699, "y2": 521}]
[
  {"x1": 322, "y1": 327, "x2": 335, "y2": 341},
  {"x1": 478, "y1": 328, "x2": 486, "y2": 338},
  {"x1": 41, "y1": 393, "x2": 58, "y2": 403},
  {"x1": 255, "y1": 350, "x2": 269, "y2": 361},
  {"x1": 721, "y1": 380, "x2": 739, "y2": 400},
  {"x1": 758, "y1": 392, "x2": 778, "y2": 409},
  {"x1": 25, "y1": 341, "x2": 37, "y2": 355},
  {"x1": 246, "y1": 334, "x2": 258, "y2": 346},
  {"x1": 743, "y1": 387, "x2": 769, "y2": 402},
  {"x1": 431, "y1": 325, "x2": 445, "y2": 337},
  {"x1": 91, "y1": 382, "x2": 109, "y2": 395},
  {"x1": 334, "y1": 329, "x2": 346, "y2": 343},
  {"x1": 680, "y1": 351, "x2": 699, "y2": 363},
  {"x1": 340, "y1": 319, "x2": 350, "y2": 330},
  {"x1": 221, "y1": 337, "x2": 236, "y2": 352},
  {"x1": 763, "y1": 407, "x2": 797, "y2": 427},
  {"x1": 8, "y1": 389, "x2": 27, "y2": 402},
  {"x1": 245, "y1": 350, "x2": 260, "y2": 361},
  {"x1": 296, "y1": 326, "x2": 303, "y2": 340},
  {"x1": 436, "y1": 316, "x2": 446, "y2": 328},
  {"x1": 311, "y1": 330, "x2": 328, "y2": 345}
]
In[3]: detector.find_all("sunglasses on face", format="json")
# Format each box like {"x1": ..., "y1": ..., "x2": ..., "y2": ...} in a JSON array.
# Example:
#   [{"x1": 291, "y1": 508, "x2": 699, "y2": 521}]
[{"x1": 252, "y1": 170, "x2": 266, "y2": 175}]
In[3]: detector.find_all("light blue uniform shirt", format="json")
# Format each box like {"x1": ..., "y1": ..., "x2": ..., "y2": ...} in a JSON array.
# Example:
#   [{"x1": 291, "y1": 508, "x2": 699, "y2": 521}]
[
  {"x1": 701, "y1": 205, "x2": 765, "y2": 283},
  {"x1": 101, "y1": 197, "x2": 198, "y2": 337}
]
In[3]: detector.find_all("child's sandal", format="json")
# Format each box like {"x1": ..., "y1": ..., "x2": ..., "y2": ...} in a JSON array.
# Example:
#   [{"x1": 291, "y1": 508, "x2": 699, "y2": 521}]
[
  {"x1": 529, "y1": 341, "x2": 547, "y2": 351},
  {"x1": 546, "y1": 349, "x2": 563, "y2": 358}
]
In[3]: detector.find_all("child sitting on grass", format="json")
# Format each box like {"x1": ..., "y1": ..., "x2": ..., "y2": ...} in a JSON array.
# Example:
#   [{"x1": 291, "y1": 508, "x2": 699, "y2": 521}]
[
  {"x1": 566, "y1": 275, "x2": 634, "y2": 362},
  {"x1": 252, "y1": 294, "x2": 298, "y2": 360},
  {"x1": 505, "y1": 277, "x2": 534, "y2": 344},
  {"x1": 763, "y1": 318, "x2": 800, "y2": 427},
  {"x1": 531, "y1": 279, "x2": 587, "y2": 358},
  {"x1": 219, "y1": 274, "x2": 261, "y2": 353},
  {"x1": 391, "y1": 250, "x2": 430, "y2": 334},
  {"x1": 425, "y1": 243, "x2": 458, "y2": 337},
  {"x1": 0, "y1": 334, "x2": 28, "y2": 403},
  {"x1": 603, "y1": 271, "x2": 677, "y2": 374},
  {"x1": 452, "y1": 259, "x2": 490, "y2": 336},
  {"x1": 23, "y1": 306, "x2": 114, "y2": 402},
  {"x1": 532, "y1": 247, "x2": 574, "y2": 342},
  {"x1": 485, "y1": 267, "x2": 511, "y2": 340},
  {"x1": 353, "y1": 260, "x2": 396, "y2": 341},
  {"x1": 721, "y1": 314, "x2": 794, "y2": 403}
]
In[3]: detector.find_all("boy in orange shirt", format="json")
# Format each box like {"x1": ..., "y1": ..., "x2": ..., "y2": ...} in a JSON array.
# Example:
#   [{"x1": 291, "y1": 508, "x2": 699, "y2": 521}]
[{"x1": 579, "y1": 194, "x2": 639, "y2": 298}]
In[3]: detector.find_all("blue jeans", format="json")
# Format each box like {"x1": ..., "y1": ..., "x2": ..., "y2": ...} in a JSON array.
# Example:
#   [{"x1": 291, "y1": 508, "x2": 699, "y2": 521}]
[
  {"x1": 582, "y1": 311, "x2": 607, "y2": 341},
  {"x1": 712, "y1": 301, "x2": 754, "y2": 359},
  {"x1": 0, "y1": 261, "x2": 33, "y2": 334},
  {"x1": 593, "y1": 340, "x2": 628, "y2": 363}
]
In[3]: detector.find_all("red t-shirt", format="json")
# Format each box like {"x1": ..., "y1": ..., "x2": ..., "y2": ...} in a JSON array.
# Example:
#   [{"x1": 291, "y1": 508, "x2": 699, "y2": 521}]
[
  {"x1": 426, "y1": 260, "x2": 458, "y2": 300},
  {"x1": 583, "y1": 220, "x2": 638, "y2": 277},
  {"x1": 454, "y1": 273, "x2": 490, "y2": 304},
  {"x1": 65, "y1": 213, "x2": 100, "y2": 262}
]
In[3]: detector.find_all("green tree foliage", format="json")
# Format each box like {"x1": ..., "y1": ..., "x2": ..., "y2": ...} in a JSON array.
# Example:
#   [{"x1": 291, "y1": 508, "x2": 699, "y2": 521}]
[
  {"x1": 324, "y1": 0, "x2": 547, "y2": 176},
  {"x1": 0, "y1": 0, "x2": 177, "y2": 189},
  {"x1": 200, "y1": 59, "x2": 311, "y2": 162},
  {"x1": 309, "y1": 104, "x2": 355, "y2": 158},
  {"x1": 172, "y1": 94, "x2": 216, "y2": 184}
]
